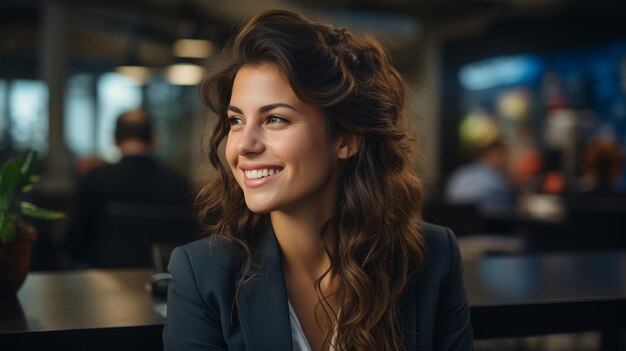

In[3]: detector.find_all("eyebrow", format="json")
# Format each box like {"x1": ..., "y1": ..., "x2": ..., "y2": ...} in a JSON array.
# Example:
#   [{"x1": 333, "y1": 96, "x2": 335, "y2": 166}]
[{"x1": 227, "y1": 103, "x2": 301, "y2": 114}]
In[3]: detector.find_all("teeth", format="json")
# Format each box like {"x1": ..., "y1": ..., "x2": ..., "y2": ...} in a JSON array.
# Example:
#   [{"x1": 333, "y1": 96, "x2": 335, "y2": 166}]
[{"x1": 244, "y1": 168, "x2": 281, "y2": 179}]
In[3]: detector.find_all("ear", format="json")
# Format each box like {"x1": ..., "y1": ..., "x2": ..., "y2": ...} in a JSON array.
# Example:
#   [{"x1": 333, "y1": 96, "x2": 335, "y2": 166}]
[{"x1": 336, "y1": 134, "x2": 361, "y2": 160}]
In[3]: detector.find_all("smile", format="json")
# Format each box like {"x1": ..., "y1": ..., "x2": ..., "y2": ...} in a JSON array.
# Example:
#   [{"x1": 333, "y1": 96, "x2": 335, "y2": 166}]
[{"x1": 244, "y1": 168, "x2": 283, "y2": 180}]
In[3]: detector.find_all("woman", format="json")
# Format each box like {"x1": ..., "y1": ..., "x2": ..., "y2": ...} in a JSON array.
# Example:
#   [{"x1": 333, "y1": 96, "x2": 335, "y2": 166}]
[{"x1": 164, "y1": 9, "x2": 473, "y2": 351}]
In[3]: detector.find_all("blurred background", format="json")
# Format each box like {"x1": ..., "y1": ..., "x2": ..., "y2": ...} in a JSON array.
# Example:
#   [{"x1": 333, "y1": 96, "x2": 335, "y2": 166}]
[
  {"x1": 2, "y1": 0, "x2": 626, "y2": 349},
  {"x1": 3, "y1": 0, "x2": 626, "y2": 265}
]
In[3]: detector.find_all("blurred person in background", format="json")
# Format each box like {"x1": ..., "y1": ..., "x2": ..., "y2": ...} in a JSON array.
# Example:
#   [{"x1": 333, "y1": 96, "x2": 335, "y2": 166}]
[
  {"x1": 578, "y1": 136, "x2": 625, "y2": 196},
  {"x1": 444, "y1": 139, "x2": 515, "y2": 218},
  {"x1": 64, "y1": 108, "x2": 194, "y2": 268}
]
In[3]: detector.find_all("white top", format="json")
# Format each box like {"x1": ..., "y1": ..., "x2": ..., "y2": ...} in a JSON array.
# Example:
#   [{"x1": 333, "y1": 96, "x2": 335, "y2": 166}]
[
  {"x1": 288, "y1": 300, "x2": 312, "y2": 351},
  {"x1": 288, "y1": 300, "x2": 338, "y2": 351}
]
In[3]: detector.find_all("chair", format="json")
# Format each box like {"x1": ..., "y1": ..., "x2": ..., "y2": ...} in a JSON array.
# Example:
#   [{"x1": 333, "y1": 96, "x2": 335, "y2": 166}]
[
  {"x1": 151, "y1": 241, "x2": 182, "y2": 272},
  {"x1": 87, "y1": 202, "x2": 198, "y2": 268},
  {"x1": 564, "y1": 195, "x2": 626, "y2": 251},
  {"x1": 423, "y1": 202, "x2": 484, "y2": 237}
]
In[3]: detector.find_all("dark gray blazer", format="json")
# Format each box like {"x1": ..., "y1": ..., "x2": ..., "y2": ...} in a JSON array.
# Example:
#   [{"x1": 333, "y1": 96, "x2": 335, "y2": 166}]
[{"x1": 163, "y1": 223, "x2": 473, "y2": 350}]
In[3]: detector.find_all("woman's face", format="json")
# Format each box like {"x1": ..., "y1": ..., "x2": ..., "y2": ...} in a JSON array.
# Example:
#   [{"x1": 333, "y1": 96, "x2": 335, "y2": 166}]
[{"x1": 225, "y1": 63, "x2": 341, "y2": 214}]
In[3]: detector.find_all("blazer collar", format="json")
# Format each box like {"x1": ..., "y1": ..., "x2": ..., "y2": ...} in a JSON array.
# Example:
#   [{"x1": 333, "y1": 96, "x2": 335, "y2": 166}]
[
  {"x1": 236, "y1": 223, "x2": 293, "y2": 351},
  {"x1": 234, "y1": 222, "x2": 420, "y2": 350},
  {"x1": 239, "y1": 221, "x2": 283, "y2": 277}
]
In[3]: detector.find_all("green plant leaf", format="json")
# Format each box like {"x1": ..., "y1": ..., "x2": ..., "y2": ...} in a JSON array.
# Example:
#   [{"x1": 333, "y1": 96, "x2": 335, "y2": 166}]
[
  {"x1": 0, "y1": 210, "x2": 17, "y2": 243},
  {"x1": 19, "y1": 150, "x2": 39, "y2": 188},
  {"x1": 0, "y1": 160, "x2": 22, "y2": 211},
  {"x1": 20, "y1": 201, "x2": 66, "y2": 220}
]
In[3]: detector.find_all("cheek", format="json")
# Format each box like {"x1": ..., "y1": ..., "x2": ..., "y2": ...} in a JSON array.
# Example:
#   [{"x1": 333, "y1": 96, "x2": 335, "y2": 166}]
[
  {"x1": 224, "y1": 136, "x2": 243, "y2": 184},
  {"x1": 284, "y1": 126, "x2": 327, "y2": 153},
  {"x1": 224, "y1": 135, "x2": 237, "y2": 168},
  {"x1": 282, "y1": 135, "x2": 335, "y2": 170}
]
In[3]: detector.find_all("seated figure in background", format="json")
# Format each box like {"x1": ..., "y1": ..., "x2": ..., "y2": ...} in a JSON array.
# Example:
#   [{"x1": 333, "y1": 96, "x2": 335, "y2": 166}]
[
  {"x1": 563, "y1": 136, "x2": 626, "y2": 251},
  {"x1": 578, "y1": 136, "x2": 624, "y2": 196},
  {"x1": 444, "y1": 139, "x2": 515, "y2": 218},
  {"x1": 64, "y1": 109, "x2": 195, "y2": 268}
]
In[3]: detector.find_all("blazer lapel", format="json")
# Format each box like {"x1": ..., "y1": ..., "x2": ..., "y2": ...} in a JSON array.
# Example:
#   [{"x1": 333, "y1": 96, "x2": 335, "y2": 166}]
[{"x1": 237, "y1": 224, "x2": 293, "y2": 351}]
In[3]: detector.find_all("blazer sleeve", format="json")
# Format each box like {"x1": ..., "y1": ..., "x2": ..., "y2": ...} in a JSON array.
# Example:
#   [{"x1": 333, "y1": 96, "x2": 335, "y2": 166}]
[
  {"x1": 434, "y1": 227, "x2": 474, "y2": 350},
  {"x1": 163, "y1": 246, "x2": 227, "y2": 351}
]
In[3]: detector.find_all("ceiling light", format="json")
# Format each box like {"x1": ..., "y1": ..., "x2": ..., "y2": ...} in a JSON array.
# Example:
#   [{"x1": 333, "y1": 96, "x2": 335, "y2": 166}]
[
  {"x1": 114, "y1": 65, "x2": 151, "y2": 85},
  {"x1": 165, "y1": 63, "x2": 205, "y2": 85},
  {"x1": 173, "y1": 39, "x2": 213, "y2": 59}
]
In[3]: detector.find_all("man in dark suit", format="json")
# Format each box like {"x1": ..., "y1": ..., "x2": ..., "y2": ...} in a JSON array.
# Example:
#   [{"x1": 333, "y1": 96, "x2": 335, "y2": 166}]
[{"x1": 65, "y1": 109, "x2": 195, "y2": 268}]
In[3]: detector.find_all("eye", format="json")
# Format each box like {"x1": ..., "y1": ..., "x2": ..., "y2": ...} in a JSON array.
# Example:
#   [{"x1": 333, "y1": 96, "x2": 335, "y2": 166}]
[
  {"x1": 266, "y1": 115, "x2": 288, "y2": 125},
  {"x1": 228, "y1": 116, "x2": 244, "y2": 127}
]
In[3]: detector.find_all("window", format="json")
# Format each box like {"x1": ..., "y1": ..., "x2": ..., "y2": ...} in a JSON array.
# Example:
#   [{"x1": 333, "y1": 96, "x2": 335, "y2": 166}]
[
  {"x1": 9, "y1": 80, "x2": 48, "y2": 153},
  {"x1": 65, "y1": 74, "x2": 96, "y2": 157}
]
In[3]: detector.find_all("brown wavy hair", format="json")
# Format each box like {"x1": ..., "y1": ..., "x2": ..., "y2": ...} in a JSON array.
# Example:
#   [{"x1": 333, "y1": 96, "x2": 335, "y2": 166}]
[{"x1": 197, "y1": 9, "x2": 425, "y2": 351}]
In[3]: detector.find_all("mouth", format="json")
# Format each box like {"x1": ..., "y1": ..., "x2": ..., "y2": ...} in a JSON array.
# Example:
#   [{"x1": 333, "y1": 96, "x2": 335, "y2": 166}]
[{"x1": 243, "y1": 167, "x2": 283, "y2": 180}]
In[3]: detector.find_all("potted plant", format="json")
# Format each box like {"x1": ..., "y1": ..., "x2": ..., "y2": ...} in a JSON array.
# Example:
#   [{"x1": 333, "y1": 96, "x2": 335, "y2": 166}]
[{"x1": 0, "y1": 150, "x2": 65, "y2": 299}]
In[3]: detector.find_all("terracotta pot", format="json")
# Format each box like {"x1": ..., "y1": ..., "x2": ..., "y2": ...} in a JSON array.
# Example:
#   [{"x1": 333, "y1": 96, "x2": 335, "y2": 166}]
[{"x1": 0, "y1": 225, "x2": 37, "y2": 299}]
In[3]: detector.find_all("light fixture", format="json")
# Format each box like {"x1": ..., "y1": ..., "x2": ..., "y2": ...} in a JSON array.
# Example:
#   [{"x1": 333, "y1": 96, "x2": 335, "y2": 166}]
[
  {"x1": 165, "y1": 6, "x2": 212, "y2": 86},
  {"x1": 165, "y1": 63, "x2": 204, "y2": 85},
  {"x1": 114, "y1": 35, "x2": 152, "y2": 85},
  {"x1": 173, "y1": 39, "x2": 213, "y2": 59},
  {"x1": 114, "y1": 65, "x2": 151, "y2": 85}
]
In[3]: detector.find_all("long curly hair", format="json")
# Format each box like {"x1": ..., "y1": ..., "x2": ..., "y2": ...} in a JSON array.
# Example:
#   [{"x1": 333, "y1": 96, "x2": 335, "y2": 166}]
[{"x1": 197, "y1": 9, "x2": 425, "y2": 351}]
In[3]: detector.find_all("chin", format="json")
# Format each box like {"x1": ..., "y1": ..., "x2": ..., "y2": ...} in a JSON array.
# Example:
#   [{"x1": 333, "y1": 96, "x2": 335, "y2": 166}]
[
  {"x1": 243, "y1": 196, "x2": 279, "y2": 214},
  {"x1": 245, "y1": 205, "x2": 273, "y2": 214}
]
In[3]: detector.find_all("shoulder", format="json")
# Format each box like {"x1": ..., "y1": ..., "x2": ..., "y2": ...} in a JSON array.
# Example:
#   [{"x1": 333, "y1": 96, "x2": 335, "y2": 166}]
[
  {"x1": 84, "y1": 162, "x2": 114, "y2": 178},
  {"x1": 421, "y1": 222, "x2": 459, "y2": 259},
  {"x1": 411, "y1": 222, "x2": 473, "y2": 347},
  {"x1": 449, "y1": 162, "x2": 479, "y2": 178},
  {"x1": 169, "y1": 235, "x2": 241, "y2": 280},
  {"x1": 167, "y1": 236, "x2": 243, "y2": 311},
  {"x1": 417, "y1": 222, "x2": 463, "y2": 285},
  {"x1": 148, "y1": 160, "x2": 190, "y2": 188},
  {"x1": 78, "y1": 163, "x2": 116, "y2": 190}
]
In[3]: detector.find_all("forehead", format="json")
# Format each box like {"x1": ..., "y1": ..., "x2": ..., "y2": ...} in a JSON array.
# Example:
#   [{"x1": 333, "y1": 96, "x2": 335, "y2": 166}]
[{"x1": 230, "y1": 63, "x2": 297, "y2": 102}]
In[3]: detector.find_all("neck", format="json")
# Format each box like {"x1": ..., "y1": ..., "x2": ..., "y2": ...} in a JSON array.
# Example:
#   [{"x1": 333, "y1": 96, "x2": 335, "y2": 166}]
[
  {"x1": 271, "y1": 203, "x2": 335, "y2": 281},
  {"x1": 117, "y1": 140, "x2": 152, "y2": 156}
]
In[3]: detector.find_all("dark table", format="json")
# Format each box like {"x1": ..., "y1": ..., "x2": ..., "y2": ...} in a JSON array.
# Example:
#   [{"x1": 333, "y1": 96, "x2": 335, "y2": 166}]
[
  {"x1": 0, "y1": 269, "x2": 165, "y2": 350},
  {"x1": 465, "y1": 250, "x2": 626, "y2": 339},
  {"x1": 1, "y1": 250, "x2": 625, "y2": 349}
]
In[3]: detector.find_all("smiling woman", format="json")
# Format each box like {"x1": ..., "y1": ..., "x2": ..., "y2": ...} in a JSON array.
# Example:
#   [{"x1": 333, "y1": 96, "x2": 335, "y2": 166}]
[{"x1": 163, "y1": 9, "x2": 473, "y2": 351}]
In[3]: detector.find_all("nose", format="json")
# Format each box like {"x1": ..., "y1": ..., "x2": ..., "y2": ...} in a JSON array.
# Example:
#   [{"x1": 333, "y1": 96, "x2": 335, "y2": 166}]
[{"x1": 236, "y1": 124, "x2": 265, "y2": 156}]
